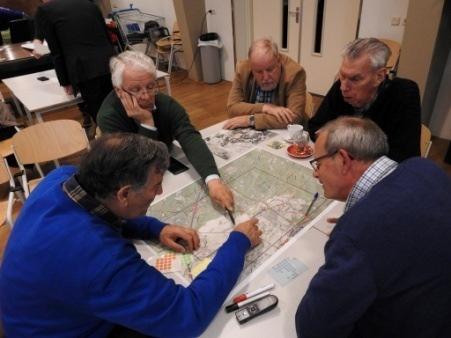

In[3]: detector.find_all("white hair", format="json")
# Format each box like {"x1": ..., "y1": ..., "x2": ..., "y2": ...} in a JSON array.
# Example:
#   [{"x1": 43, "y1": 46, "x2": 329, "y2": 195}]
[
  {"x1": 342, "y1": 38, "x2": 391, "y2": 70},
  {"x1": 110, "y1": 50, "x2": 156, "y2": 87},
  {"x1": 320, "y1": 117, "x2": 389, "y2": 161}
]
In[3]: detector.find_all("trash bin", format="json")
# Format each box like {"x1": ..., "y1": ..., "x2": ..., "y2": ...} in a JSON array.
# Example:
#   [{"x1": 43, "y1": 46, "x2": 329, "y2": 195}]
[{"x1": 198, "y1": 33, "x2": 223, "y2": 84}]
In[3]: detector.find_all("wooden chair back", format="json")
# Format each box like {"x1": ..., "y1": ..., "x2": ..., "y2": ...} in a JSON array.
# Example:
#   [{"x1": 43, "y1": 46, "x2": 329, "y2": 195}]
[
  {"x1": 12, "y1": 119, "x2": 89, "y2": 165},
  {"x1": 420, "y1": 123, "x2": 432, "y2": 158},
  {"x1": 379, "y1": 38, "x2": 401, "y2": 75}
]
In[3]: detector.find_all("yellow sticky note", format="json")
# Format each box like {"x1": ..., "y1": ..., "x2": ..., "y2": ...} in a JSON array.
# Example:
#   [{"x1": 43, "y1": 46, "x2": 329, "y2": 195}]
[{"x1": 191, "y1": 258, "x2": 212, "y2": 278}]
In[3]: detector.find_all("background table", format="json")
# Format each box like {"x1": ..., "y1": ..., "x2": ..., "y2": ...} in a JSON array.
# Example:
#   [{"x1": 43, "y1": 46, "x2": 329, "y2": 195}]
[
  {"x1": 3, "y1": 69, "x2": 172, "y2": 123},
  {"x1": 0, "y1": 42, "x2": 53, "y2": 79},
  {"x1": 2, "y1": 69, "x2": 82, "y2": 123}
]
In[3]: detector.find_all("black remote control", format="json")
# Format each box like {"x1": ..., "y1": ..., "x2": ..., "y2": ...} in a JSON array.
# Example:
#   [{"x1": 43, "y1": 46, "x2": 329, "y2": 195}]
[{"x1": 235, "y1": 294, "x2": 278, "y2": 324}]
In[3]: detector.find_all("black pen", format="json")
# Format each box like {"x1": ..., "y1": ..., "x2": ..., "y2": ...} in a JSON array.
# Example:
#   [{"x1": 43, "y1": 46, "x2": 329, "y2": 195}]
[
  {"x1": 305, "y1": 192, "x2": 319, "y2": 217},
  {"x1": 226, "y1": 209, "x2": 236, "y2": 225}
]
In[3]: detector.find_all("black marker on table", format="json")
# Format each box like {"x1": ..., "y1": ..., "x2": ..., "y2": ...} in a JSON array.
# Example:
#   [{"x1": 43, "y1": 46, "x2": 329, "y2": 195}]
[
  {"x1": 305, "y1": 192, "x2": 319, "y2": 217},
  {"x1": 226, "y1": 209, "x2": 236, "y2": 225}
]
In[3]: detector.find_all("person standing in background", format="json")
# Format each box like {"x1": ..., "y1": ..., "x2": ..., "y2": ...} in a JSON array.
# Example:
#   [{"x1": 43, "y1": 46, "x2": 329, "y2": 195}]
[{"x1": 34, "y1": 0, "x2": 115, "y2": 131}]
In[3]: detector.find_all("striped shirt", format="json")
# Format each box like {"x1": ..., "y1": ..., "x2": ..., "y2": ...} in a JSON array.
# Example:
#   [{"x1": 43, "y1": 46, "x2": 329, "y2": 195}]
[{"x1": 344, "y1": 156, "x2": 398, "y2": 213}]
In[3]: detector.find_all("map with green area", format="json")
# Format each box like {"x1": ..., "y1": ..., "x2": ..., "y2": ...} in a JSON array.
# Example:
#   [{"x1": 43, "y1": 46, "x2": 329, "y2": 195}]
[{"x1": 146, "y1": 148, "x2": 331, "y2": 283}]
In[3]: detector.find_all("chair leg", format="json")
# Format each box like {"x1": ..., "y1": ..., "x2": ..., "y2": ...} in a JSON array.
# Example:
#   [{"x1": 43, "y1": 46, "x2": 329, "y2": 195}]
[
  {"x1": 168, "y1": 45, "x2": 174, "y2": 75},
  {"x1": 6, "y1": 191, "x2": 14, "y2": 227},
  {"x1": 35, "y1": 163, "x2": 45, "y2": 178},
  {"x1": 156, "y1": 53, "x2": 160, "y2": 70}
]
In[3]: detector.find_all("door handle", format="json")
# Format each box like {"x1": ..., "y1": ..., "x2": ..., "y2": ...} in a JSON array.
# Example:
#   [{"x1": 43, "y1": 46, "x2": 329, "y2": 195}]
[{"x1": 288, "y1": 6, "x2": 300, "y2": 23}]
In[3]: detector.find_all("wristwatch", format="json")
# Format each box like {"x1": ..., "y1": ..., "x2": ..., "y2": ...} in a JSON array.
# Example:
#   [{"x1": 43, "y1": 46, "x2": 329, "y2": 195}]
[{"x1": 249, "y1": 114, "x2": 255, "y2": 128}]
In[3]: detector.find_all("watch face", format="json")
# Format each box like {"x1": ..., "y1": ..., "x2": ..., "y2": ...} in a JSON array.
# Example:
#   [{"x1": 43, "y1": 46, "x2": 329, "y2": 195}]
[{"x1": 249, "y1": 115, "x2": 255, "y2": 127}]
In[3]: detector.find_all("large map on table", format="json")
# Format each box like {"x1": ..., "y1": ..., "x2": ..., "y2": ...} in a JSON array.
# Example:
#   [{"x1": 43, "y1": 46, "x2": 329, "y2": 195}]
[{"x1": 146, "y1": 148, "x2": 331, "y2": 284}]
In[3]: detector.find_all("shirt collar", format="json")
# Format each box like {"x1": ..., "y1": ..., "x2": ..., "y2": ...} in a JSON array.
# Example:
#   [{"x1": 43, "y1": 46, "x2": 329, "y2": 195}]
[
  {"x1": 62, "y1": 174, "x2": 124, "y2": 230},
  {"x1": 344, "y1": 156, "x2": 398, "y2": 213}
]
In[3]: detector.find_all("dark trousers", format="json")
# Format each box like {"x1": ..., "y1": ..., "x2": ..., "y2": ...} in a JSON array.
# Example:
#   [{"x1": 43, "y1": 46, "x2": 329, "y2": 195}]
[{"x1": 77, "y1": 74, "x2": 113, "y2": 123}]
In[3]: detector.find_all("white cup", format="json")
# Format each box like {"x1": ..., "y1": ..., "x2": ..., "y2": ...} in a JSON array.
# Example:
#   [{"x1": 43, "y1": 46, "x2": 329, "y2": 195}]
[{"x1": 287, "y1": 124, "x2": 303, "y2": 139}]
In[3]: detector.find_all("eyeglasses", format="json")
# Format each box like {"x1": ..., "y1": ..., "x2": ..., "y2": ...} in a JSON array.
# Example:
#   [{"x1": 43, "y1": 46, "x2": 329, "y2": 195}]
[
  {"x1": 122, "y1": 82, "x2": 157, "y2": 97},
  {"x1": 309, "y1": 150, "x2": 338, "y2": 171}
]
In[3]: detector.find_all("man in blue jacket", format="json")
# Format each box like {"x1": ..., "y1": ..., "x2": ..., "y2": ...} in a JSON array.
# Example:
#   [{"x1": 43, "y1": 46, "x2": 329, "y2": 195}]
[
  {"x1": 296, "y1": 117, "x2": 451, "y2": 338},
  {"x1": 0, "y1": 133, "x2": 262, "y2": 337}
]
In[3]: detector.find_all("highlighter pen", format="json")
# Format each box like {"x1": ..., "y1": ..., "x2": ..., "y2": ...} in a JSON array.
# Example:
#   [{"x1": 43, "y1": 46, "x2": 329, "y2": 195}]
[
  {"x1": 305, "y1": 192, "x2": 319, "y2": 217},
  {"x1": 225, "y1": 291, "x2": 271, "y2": 313},
  {"x1": 232, "y1": 283, "x2": 275, "y2": 303}
]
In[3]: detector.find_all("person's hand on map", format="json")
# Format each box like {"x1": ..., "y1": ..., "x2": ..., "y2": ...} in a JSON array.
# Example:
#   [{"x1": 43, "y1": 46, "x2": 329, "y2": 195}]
[
  {"x1": 117, "y1": 89, "x2": 155, "y2": 127},
  {"x1": 207, "y1": 178, "x2": 234, "y2": 210},
  {"x1": 223, "y1": 116, "x2": 250, "y2": 130},
  {"x1": 159, "y1": 224, "x2": 200, "y2": 253},
  {"x1": 233, "y1": 218, "x2": 262, "y2": 248},
  {"x1": 262, "y1": 104, "x2": 296, "y2": 125}
]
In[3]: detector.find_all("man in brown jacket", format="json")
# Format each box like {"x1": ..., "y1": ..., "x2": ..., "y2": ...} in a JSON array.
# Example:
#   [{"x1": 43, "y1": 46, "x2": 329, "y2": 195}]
[{"x1": 224, "y1": 38, "x2": 307, "y2": 130}]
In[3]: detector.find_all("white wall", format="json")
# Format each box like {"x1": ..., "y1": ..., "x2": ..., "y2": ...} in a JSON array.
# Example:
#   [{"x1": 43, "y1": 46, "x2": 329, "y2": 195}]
[
  {"x1": 110, "y1": 0, "x2": 235, "y2": 81},
  {"x1": 358, "y1": 0, "x2": 409, "y2": 43},
  {"x1": 205, "y1": 0, "x2": 235, "y2": 81},
  {"x1": 429, "y1": 50, "x2": 451, "y2": 140}
]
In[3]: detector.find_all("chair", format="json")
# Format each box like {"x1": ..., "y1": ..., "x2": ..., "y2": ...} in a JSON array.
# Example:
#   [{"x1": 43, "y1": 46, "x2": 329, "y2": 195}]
[
  {"x1": 12, "y1": 120, "x2": 89, "y2": 197},
  {"x1": 379, "y1": 38, "x2": 401, "y2": 77},
  {"x1": 147, "y1": 22, "x2": 183, "y2": 74},
  {"x1": 0, "y1": 157, "x2": 19, "y2": 227},
  {"x1": 420, "y1": 123, "x2": 432, "y2": 158}
]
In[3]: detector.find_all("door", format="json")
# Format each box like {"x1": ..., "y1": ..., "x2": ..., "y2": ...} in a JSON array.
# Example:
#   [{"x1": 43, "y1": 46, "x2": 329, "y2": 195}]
[
  {"x1": 251, "y1": 0, "x2": 361, "y2": 95},
  {"x1": 299, "y1": 0, "x2": 361, "y2": 95},
  {"x1": 252, "y1": 0, "x2": 301, "y2": 61}
]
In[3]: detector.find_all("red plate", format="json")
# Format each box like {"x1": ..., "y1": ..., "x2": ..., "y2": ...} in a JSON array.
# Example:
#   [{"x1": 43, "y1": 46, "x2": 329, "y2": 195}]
[{"x1": 287, "y1": 144, "x2": 313, "y2": 159}]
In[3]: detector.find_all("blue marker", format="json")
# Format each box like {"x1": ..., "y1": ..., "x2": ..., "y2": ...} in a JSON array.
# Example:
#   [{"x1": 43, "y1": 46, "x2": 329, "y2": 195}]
[{"x1": 305, "y1": 192, "x2": 319, "y2": 216}]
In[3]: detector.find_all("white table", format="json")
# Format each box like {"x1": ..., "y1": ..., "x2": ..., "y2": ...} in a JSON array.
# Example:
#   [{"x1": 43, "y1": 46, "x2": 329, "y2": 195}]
[
  {"x1": 137, "y1": 122, "x2": 344, "y2": 337},
  {"x1": 3, "y1": 69, "x2": 82, "y2": 123},
  {"x1": 3, "y1": 69, "x2": 171, "y2": 123}
]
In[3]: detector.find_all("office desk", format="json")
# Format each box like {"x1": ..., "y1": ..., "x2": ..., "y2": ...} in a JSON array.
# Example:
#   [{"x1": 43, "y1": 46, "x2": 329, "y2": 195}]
[
  {"x1": 3, "y1": 69, "x2": 172, "y2": 123},
  {"x1": 137, "y1": 122, "x2": 344, "y2": 337},
  {"x1": 2, "y1": 69, "x2": 83, "y2": 123},
  {"x1": 0, "y1": 42, "x2": 53, "y2": 79}
]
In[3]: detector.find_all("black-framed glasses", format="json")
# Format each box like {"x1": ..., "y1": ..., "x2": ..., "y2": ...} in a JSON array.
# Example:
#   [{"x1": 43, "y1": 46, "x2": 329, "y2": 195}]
[
  {"x1": 122, "y1": 82, "x2": 157, "y2": 97},
  {"x1": 309, "y1": 150, "x2": 338, "y2": 171}
]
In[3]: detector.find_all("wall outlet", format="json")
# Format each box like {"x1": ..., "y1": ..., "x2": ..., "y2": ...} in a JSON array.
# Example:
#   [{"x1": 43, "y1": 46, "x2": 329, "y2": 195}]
[
  {"x1": 391, "y1": 17, "x2": 401, "y2": 26},
  {"x1": 208, "y1": 9, "x2": 216, "y2": 15}
]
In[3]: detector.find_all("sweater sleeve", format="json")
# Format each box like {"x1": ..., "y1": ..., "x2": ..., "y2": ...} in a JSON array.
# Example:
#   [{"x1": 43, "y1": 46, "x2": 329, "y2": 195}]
[
  {"x1": 167, "y1": 98, "x2": 220, "y2": 180},
  {"x1": 308, "y1": 81, "x2": 341, "y2": 140},
  {"x1": 122, "y1": 216, "x2": 166, "y2": 240},
  {"x1": 385, "y1": 80, "x2": 421, "y2": 162},
  {"x1": 295, "y1": 232, "x2": 377, "y2": 338},
  {"x1": 97, "y1": 92, "x2": 160, "y2": 139},
  {"x1": 86, "y1": 231, "x2": 250, "y2": 337}
]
